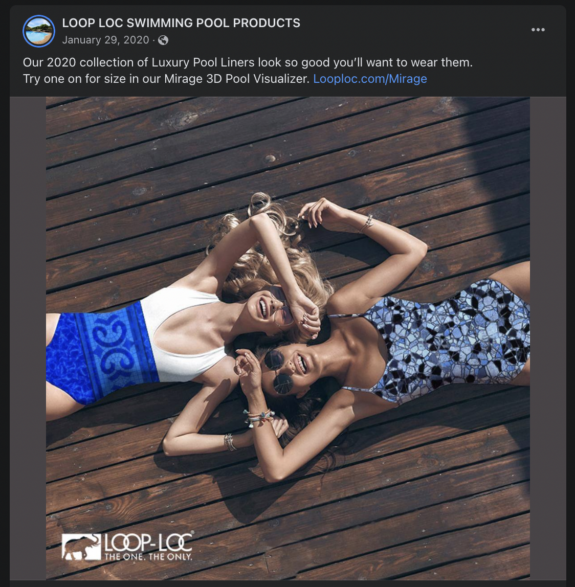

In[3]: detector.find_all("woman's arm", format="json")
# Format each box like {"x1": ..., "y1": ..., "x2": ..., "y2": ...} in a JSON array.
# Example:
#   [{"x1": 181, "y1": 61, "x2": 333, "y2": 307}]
[
  {"x1": 162, "y1": 357, "x2": 247, "y2": 456},
  {"x1": 171, "y1": 212, "x2": 320, "y2": 335},
  {"x1": 247, "y1": 389, "x2": 357, "y2": 482},
  {"x1": 163, "y1": 357, "x2": 289, "y2": 456},
  {"x1": 300, "y1": 199, "x2": 428, "y2": 313},
  {"x1": 172, "y1": 213, "x2": 300, "y2": 299},
  {"x1": 235, "y1": 350, "x2": 381, "y2": 483}
]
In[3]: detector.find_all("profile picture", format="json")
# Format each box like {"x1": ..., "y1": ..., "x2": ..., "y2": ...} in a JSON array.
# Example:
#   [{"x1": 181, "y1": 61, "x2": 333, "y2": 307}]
[{"x1": 23, "y1": 16, "x2": 55, "y2": 47}]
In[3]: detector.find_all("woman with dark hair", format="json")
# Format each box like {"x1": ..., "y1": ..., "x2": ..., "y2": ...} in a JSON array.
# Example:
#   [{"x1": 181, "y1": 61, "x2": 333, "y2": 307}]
[
  {"x1": 233, "y1": 198, "x2": 530, "y2": 483},
  {"x1": 46, "y1": 193, "x2": 333, "y2": 431}
]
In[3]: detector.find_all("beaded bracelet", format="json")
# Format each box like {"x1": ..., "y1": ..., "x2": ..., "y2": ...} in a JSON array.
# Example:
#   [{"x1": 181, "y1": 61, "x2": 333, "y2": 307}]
[{"x1": 243, "y1": 409, "x2": 275, "y2": 428}]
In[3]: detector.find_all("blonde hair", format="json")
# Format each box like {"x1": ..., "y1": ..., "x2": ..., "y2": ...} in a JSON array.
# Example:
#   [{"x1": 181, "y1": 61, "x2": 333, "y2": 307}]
[{"x1": 207, "y1": 192, "x2": 333, "y2": 342}]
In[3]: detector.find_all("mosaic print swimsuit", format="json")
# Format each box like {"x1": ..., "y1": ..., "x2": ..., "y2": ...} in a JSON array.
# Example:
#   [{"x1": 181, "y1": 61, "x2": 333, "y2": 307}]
[{"x1": 328, "y1": 278, "x2": 530, "y2": 405}]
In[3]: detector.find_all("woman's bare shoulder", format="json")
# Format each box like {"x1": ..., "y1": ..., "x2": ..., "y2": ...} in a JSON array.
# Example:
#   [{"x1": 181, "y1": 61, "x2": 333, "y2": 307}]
[
  {"x1": 199, "y1": 355, "x2": 239, "y2": 387},
  {"x1": 327, "y1": 385, "x2": 395, "y2": 420}
]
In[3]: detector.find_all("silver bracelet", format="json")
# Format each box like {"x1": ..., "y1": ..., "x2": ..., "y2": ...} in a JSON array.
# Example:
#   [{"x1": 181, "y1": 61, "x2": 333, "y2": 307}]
[
  {"x1": 360, "y1": 214, "x2": 374, "y2": 234},
  {"x1": 224, "y1": 432, "x2": 237, "y2": 452}
]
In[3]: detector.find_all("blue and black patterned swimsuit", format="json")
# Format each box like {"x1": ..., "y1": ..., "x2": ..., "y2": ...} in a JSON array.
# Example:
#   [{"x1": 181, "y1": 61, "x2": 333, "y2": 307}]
[{"x1": 328, "y1": 278, "x2": 530, "y2": 405}]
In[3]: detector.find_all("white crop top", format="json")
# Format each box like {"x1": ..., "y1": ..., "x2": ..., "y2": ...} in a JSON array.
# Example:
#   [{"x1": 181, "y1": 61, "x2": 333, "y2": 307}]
[{"x1": 140, "y1": 287, "x2": 227, "y2": 383}]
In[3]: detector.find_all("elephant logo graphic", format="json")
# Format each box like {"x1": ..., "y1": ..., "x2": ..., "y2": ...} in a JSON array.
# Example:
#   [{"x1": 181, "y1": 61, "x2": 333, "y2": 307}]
[{"x1": 62, "y1": 534, "x2": 102, "y2": 560}]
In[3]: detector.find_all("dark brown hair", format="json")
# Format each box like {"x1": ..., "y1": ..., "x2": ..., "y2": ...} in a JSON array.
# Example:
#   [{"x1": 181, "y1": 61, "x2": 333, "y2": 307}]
[{"x1": 248, "y1": 324, "x2": 351, "y2": 471}]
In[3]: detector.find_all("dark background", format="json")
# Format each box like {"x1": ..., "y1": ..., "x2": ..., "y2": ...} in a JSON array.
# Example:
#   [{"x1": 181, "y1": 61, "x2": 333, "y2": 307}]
[
  {"x1": 8, "y1": 2, "x2": 567, "y2": 583},
  {"x1": 11, "y1": 5, "x2": 566, "y2": 96}
]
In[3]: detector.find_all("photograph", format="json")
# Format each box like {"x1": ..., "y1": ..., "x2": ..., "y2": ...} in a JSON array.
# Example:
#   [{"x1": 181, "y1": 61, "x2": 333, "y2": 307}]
[{"x1": 44, "y1": 95, "x2": 531, "y2": 580}]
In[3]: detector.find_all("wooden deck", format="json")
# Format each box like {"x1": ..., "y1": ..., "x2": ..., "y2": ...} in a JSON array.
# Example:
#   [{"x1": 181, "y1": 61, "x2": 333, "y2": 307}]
[{"x1": 45, "y1": 96, "x2": 530, "y2": 580}]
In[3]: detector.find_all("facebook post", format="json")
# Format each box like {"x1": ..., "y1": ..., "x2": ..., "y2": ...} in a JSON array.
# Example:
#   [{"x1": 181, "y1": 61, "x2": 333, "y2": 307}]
[{"x1": 9, "y1": 3, "x2": 566, "y2": 583}]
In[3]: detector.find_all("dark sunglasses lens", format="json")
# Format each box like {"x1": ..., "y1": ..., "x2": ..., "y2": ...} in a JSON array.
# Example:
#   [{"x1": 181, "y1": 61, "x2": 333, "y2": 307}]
[
  {"x1": 264, "y1": 349, "x2": 285, "y2": 370},
  {"x1": 270, "y1": 286, "x2": 286, "y2": 301},
  {"x1": 276, "y1": 307, "x2": 294, "y2": 327},
  {"x1": 273, "y1": 373, "x2": 294, "y2": 395}
]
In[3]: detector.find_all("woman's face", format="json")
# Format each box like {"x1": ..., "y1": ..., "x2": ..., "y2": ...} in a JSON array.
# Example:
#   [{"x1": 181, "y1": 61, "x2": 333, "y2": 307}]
[
  {"x1": 260, "y1": 343, "x2": 320, "y2": 398},
  {"x1": 244, "y1": 286, "x2": 295, "y2": 337}
]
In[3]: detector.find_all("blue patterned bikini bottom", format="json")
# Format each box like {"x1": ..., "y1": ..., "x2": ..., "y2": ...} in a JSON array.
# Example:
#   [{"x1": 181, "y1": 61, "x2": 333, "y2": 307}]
[
  {"x1": 330, "y1": 278, "x2": 531, "y2": 405},
  {"x1": 46, "y1": 303, "x2": 159, "y2": 405}
]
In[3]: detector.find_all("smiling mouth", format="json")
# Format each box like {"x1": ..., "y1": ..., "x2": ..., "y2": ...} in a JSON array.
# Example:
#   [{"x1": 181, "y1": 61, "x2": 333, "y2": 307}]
[
  {"x1": 259, "y1": 298, "x2": 268, "y2": 319},
  {"x1": 296, "y1": 353, "x2": 308, "y2": 375}
]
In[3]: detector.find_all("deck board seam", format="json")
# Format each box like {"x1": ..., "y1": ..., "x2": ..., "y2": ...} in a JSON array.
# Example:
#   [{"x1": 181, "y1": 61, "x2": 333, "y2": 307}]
[
  {"x1": 45, "y1": 97, "x2": 528, "y2": 201},
  {"x1": 386, "y1": 542, "x2": 531, "y2": 581},
  {"x1": 45, "y1": 159, "x2": 530, "y2": 264},
  {"x1": 169, "y1": 507, "x2": 531, "y2": 581},
  {"x1": 45, "y1": 408, "x2": 529, "y2": 516},
  {"x1": 45, "y1": 447, "x2": 530, "y2": 556},
  {"x1": 45, "y1": 96, "x2": 308, "y2": 169},
  {"x1": 46, "y1": 97, "x2": 198, "y2": 139},
  {"x1": 44, "y1": 383, "x2": 520, "y2": 477},
  {"x1": 45, "y1": 200, "x2": 531, "y2": 296}
]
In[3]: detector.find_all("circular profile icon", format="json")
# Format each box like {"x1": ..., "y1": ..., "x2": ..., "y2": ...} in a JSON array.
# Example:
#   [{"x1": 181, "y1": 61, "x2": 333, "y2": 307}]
[{"x1": 23, "y1": 15, "x2": 55, "y2": 47}]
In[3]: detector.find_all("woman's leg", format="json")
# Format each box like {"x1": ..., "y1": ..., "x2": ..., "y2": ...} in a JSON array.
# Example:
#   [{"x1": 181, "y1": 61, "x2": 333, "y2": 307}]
[
  {"x1": 488, "y1": 262, "x2": 531, "y2": 386},
  {"x1": 46, "y1": 381, "x2": 84, "y2": 422},
  {"x1": 46, "y1": 313, "x2": 84, "y2": 422}
]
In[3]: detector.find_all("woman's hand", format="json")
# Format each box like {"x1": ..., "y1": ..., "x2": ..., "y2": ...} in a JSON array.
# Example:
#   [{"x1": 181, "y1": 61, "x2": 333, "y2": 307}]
[
  {"x1": 235, "y1": 414, "x2": 289, "y2": 447},
  {"x1": 271, "y1": 414, "x2": 290, "y2": 438},
  {"x1": 286, "y1": 290, "x2": 321, "y2": 340},
  {"x1": 298, "y1": 198, "x2": 350, "y2": 232},
  {"x1": 235, "y1": 349, "x2": 263, "y2": 396}
]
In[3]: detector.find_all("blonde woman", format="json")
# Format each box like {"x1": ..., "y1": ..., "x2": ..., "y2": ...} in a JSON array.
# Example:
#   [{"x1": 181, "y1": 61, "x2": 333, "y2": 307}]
[{"x1": 46, "y1": 193, "x2": 333, "y2": 453}]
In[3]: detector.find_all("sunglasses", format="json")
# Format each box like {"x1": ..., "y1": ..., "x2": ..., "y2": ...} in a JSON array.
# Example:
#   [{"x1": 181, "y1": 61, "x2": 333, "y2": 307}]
[
  {"x1": 268, "y1": 286, "x2": 295, "y2": 330},
  {"x1": 264, "y1": 349, "x2": 294, "y2": 395}
]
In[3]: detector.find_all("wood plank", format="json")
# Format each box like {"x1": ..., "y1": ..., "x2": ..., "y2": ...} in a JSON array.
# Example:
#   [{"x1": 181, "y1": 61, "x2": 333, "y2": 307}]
[
  {"x1": 290, "y1": 514, "x2": 530, "y2": 581},
  {"x1": 46, "y1": 383, "x2": 200, "y2": 450},
  {"x1": 46, "y1": 96, "x2": 402, "y2": 193},
  {"x1": 46, "y1": 97, "x2": 299, "y2": 167},
  {"x1": 45, "y1": 380, "x2": 243, "y2": 451},
  {"x1": 45, "y1": 385, "x2": 528, "y2": 522},
  {"x1": 46, "y1": 98, "x2": 527, "y2": 226},
  {"x1": 59, "y1": 380, "x2": 172, "y2": 410},
  {"x1": 331, "y1": 225, "x2": 529, "y2": 293},
  {"x1": 47, "y1": 417, "x2": 527, "y2": 550},
  {"x1": 47, "y1": 446, "x2": 528, "y2": 579},
  {"x1": 45, "y1": 216, "x2": 529, "y2": 315},
  {"x1": 46, "y1": 128, "x2": 528, "y2": 260},
  {"x1": 314, "y1": 194, "x2": 529, "y2": 279},
  {"x1": 398, "y1": 544, "x2": 530, "y2": 580},
  {"x1": 394, "y1": 258, "x2": 529, "y2": 303},
  {"x1": 46, "y1": 401, "x2": 527, "y2": 548},
  {"x1": 46, "y1": 97, "x2": 189, "y2": 137},
  {"x1": 45, "y1": 161, "x2": 529, "y2": 290},
  {"x1": 46, "y1": 395, "x2": 245, "y2": 481},
  {"x1": 46, "y1": 424, "x2": 528, "y2": 574},
  {"x1": 174, "y1": 488, "x2": 529, "y2": 581},
  {"x1": 46, "y1": 97, "x2": 83, "y2": 107}
]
